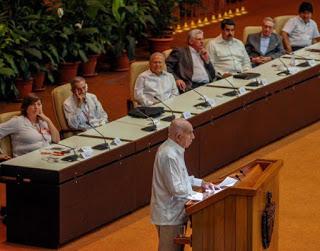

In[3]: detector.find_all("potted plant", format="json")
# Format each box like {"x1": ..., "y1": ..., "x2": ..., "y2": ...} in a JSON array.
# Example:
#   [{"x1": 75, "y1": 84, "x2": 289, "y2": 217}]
[
  {"x1": 148, "y1": 0, "x2": 179, "y2": 52},
  {"x1": 0, "y1": 24, "x2": 18, "y2": 100},
  {"x1": 54, "y1": 0, "x2": 108, "y2": 82},
  {"x1": 108, "y1": 0, "x2": 155, "y2": 71}
]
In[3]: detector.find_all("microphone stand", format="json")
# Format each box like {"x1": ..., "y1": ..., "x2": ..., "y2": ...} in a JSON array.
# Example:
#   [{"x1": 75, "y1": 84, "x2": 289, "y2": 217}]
[
  {"x1": 86, "y1": 122, "x2": 109, "y2": 150},
  {"x1": 192, "y1": 89, "x2": 212, "y2": 108},
  {"x1": 277, "y1": 57, "x2": 291, "y2": 76},
  {"x1": 56, "y1": 142, "x2": 78, "y2": 162},
  {"x1": 135, "y1": 108, "x2": 158, "y2": 132},
  {"x1": 153, "y1": 96, "x2": 175, "y2": 122},
  {"x1": 223, "y1": 78, "x2": 240, "y2": 97}
]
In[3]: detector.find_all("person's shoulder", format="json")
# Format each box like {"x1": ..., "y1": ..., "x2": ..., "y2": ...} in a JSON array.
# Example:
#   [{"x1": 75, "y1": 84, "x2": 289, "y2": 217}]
[
  {"x1": 139, "y1": 69, "x2": 152, "y2": 78},
  {"x1": 309, "y1": 19, "x2": 318, "y2": 27},
  {"x1": 233, "y1": 37, "x2": 245, "y2": 45},
  {"x1": 271, "y1": 32, "x2": 282, "y2": 40},
  {"x1": 10, "y1": 115, "x2": 23, "y2": 123},
  {"x1": 63, "y1": 95, "x2": 73, "y2": 105},
  {"x1": 86, "y1": 92, "x2": 97, "y2": 99},
  {"x1": 209, "y1": 36, "x2": 220, "y2": 45}
]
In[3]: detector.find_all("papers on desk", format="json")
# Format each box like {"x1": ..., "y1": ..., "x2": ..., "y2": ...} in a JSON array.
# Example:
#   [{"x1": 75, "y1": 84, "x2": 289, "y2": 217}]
[
  {"x1": 218, "y1": 176, "x2": 238, "y2": 188},
  {"x1": 187, "y1": 191, "x2": 204, "y2": 201}
]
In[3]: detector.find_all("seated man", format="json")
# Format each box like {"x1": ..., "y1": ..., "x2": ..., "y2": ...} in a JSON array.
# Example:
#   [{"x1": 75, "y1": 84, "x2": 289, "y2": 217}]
[
  {"x1": 246, "y1": 17, "x2": 285, "y2": 66},
  {"x1": 63, "y1": 76, "x2": 108, "y2": 130},
  {"x1": 166, "y1": 29, "x2": 216, "y2": 92},
  {"x1": 134, "y1": 52, "x2": 179, "y2": 106},
  {"x1": 207, "y1": 19, "x2": 251, "y2": 77},
  {"x1": 282, "y1": 2, "x2": 320, "y2": 52}
]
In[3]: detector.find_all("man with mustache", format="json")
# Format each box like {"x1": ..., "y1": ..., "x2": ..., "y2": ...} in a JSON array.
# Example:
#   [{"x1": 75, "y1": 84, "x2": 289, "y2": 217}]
[
  {"x1": 207, "y1": 19, "x2": 251, "y2": 78},
  {"x1": 282, "y1": 2, "x2": 320, "y2": 53}
]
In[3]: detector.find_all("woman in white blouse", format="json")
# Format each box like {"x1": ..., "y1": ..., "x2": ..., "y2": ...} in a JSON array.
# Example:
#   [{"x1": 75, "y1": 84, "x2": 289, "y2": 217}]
[{"x1": 0, "y1": 93, "x2": 60, "y2": 157}]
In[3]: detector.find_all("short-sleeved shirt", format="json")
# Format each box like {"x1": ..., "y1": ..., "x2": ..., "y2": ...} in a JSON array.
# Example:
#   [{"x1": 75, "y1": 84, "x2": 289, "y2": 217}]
[
  {"x1": 282, "y1": 16, "x2": 320, "y2": 47},
  {"x1": 0, "y1": 116, "x2": 51, "y2": 157}
]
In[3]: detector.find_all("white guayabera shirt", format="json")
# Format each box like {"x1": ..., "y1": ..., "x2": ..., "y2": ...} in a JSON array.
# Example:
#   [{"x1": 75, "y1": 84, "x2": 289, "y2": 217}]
[
  {"x1": 207, "y1": 34, "x2": 252, "y2": 75},
  {"x1": 134, "y1": 70, "x2": 179, "y2": 106},
  {"x1": 64, "y1": 93, "x2": 108, "y2": 130},
  {"x1": 150, "y1": 138, "x2": 203, "y2": 226}
]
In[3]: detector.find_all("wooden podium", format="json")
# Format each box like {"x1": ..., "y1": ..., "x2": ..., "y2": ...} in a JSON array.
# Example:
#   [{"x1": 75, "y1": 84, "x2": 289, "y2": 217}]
[{"x1": 179, "y1": 159, "x2": 282, "y2": 251}]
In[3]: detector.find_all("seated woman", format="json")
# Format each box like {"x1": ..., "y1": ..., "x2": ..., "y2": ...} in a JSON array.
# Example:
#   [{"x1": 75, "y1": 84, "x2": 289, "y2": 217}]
[{"x1": 0, "y1": 93, "x2": 60, "y2": 157}]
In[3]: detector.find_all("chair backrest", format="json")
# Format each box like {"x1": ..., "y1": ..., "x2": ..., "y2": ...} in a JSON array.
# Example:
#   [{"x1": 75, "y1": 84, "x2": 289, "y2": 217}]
[
  {"x1": 274, "y1": 15, "x2": 295, "y2": 34},
  {"x1": 162, "y1": 49, "x2": 172, "y2": 59},
  {"x1": 129, "y1": 61, "x2": 150, "y2": 107},
  {"x1": 0, "y1": 111, "x2": 20, "y2": 156},
  {"x1": 243, "y1": 26, "x2": 262, "y2": 43},
  {"x1": 51, "y1": 83, "x2": 73, "y2": 136}
]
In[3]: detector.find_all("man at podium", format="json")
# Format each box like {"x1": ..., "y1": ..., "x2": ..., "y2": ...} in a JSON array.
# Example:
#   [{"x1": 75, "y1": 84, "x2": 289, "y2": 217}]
[{"x1": 150, "y1": 118, "x2": 214, "y2": 251}]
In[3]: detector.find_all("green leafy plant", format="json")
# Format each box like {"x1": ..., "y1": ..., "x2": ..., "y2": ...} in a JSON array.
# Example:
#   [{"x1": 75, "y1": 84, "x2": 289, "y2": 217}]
[
  {"x1": 108, "y1": 0, "x2": 156, "y2": 59},
  {"x1": 148, "y1": 0, "x2": 178, "y2": 38}
]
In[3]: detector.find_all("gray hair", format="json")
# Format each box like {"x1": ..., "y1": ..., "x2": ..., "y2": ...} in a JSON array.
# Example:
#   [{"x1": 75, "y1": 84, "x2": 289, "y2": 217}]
[
  {"x1": 187, "y1": 29, "x2": 204, "y2": 44},
  {"x1": 263, "y1": 17, "x2": 274, "y2": 25},
  {"x1": 71, "y1": 76, "x2": 86, "y2": 91},
  {"x1": 149, "y1": 52, "x2": 165, "y2": 63}
]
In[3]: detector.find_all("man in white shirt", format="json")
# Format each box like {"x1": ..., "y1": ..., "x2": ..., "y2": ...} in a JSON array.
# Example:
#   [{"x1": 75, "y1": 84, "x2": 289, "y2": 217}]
[
  {"x1": 166, "y1": 29, "x2": 216, "y2": 92},
  {"x1": 282, "y1": 2, "x2": 320, "y2": 52},
  {"x1": 151, "y1": 118, "x2": 215, "y2": 251},
  {"x1": 134, "y1": 52, "x2": 179, "y2": 106},
  {"x1": 207, "y1": 19, "x2": 252, "y2": 77},
  {"x1": 63, "y1": 76, "x2": 108, "y2": 130}
]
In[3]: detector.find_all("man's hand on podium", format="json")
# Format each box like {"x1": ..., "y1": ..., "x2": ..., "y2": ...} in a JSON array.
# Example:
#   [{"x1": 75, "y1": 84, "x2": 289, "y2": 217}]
[{"x1": 201, "y1": 181, "x2": 219, "y2": 192}]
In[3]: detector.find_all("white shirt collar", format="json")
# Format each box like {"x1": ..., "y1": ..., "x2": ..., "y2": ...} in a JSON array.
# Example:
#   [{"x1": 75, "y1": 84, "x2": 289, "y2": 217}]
[
  {"x1": 167, "y1": 138, "x2": 185, "y2": 154},
  {"x1": 216, "y1": 34, "x2": 234, "y2": 44},
  {"x1": 298, "y1": 16, "x2": 310, "y2": 24}
]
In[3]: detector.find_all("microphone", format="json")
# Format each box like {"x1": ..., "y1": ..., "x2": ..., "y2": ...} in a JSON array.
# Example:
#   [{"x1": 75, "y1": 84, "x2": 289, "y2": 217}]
[
  {"x1": 153, "y1": 96, "x2": 175, "y2": 122},
  {"x1": 135, "y1": 108, "x2": 158, "y2": 132},
  {"x1": 223, "y1": 77, "x2": 240, "y2": 97},
  {"x1": 192, "y1": 88, "x2": 213, "y2": 108},
  {"x1": 277, "y1": 57, "x2": 291, "y2": 76},
  {"x1": 85, "y1": 121, "x2": 109, "y2": 150},
  {"x1": 55, "y1": 142, "x2": 78, "y2": 162},
  {"x1": 246, "y1": 78, "x2": 263, "y2": 87}
]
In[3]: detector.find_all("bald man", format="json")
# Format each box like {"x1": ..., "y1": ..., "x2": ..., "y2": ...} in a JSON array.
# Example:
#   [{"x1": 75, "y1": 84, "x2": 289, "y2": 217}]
[
  {"x1": 150, "y1": 118, "x2": 214, "y2": 251},
  {"x1": 134, "y1": 52, "x2": 179, "y2": 106}
]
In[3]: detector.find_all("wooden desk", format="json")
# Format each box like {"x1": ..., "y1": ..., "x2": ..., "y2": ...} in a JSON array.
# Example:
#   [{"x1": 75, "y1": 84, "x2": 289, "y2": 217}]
[{"x1": 1, "y1": 44, "x2": 320, "y2": 248}]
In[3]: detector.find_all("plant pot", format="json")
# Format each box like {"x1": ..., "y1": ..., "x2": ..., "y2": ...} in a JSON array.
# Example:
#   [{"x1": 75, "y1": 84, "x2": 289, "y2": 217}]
[
  {"x1": 148, "y1": 37, "x2": 174, "y2": 53},
  {"x1": 15, "y1": 78, "x2": 33, "y2": 101},
  {"x1": 32, "y1": 71, "x2": 46, "y2": 92},
  {"x1": 81, "y1": 54, "x2": 99, "y2": 77},
  {"x1": 114, "y1": 52, "x2": 130, "y2": 72},
  {"x1": 58, "y1": 62, "x2": 80, "y2": 84}
]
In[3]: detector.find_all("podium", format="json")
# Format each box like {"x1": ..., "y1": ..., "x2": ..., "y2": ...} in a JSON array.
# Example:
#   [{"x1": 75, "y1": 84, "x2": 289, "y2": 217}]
[{"x1": 181, "y1": 159, "x2": 282, "y2": 251}]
